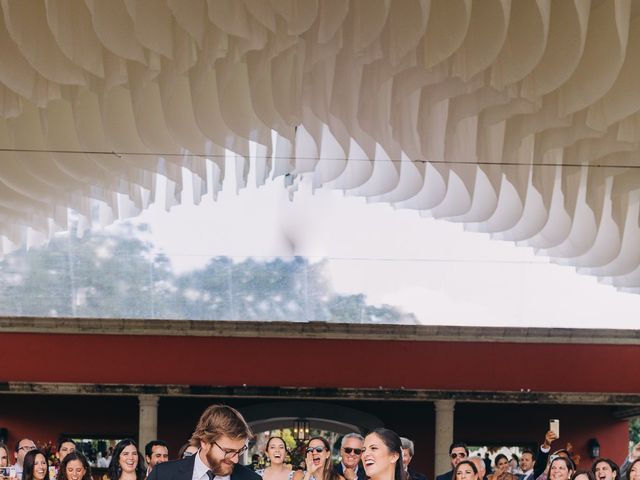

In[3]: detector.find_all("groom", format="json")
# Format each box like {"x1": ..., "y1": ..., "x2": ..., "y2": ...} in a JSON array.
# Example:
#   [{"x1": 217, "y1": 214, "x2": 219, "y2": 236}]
[{"x1": 147, "y1": 405, "x2": 260, "y2": 480}]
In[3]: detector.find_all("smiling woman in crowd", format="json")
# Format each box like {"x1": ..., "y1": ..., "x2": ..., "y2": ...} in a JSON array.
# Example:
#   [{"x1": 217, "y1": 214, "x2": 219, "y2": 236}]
[
  {"x1": 550, "y1": 457, "x2": 575, "y2": 480},
  {"x1": 107, "y1": 439, "x2": 146, "y2": 480},
  {"x1": 22, "y1": 450, "x2": 49, "y2": 480},
  {"x1": 627, "y1": 459, "x2": 640, "y2": 480},
  {"x1": 571, "y1": 471, "x2": 596, "y2": 480},
  {"x1": 361, "y1": 428, "x2": 405, "y2": 480},
  {"x1": 454, "y1": 461, "x2": 479, "y2": 480},
  {"x1": 0, "y1": 443, "x2": 10, "y2": 468},
  {"x1": 58, "y1": 452, "x2": 92, "y2": 480},
  {"x1": 293, "y1": 437, "x2": 341, "y2": 480},
  {"x1": 177, "y1": 441, "x2": 199, "y2": 460},
  {"x1": 592, "y1": 458, "x2": 619, "y2": 480},
  {"x1": 489, "y1": 455, "x2": 510, "y2": 480},
  {"x1": 256, "y1": 437, "x2": 291, "y2": 480}
]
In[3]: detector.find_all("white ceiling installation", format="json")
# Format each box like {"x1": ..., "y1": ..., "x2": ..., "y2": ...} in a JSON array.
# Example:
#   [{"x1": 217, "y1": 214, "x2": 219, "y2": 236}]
[{"x1": 0, "y1": 0, "x2": 640, "y2": 292}]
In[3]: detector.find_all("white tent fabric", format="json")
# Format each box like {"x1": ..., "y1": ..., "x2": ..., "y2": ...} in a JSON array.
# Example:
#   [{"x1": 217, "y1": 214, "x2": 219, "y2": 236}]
[{"x1": 0, "y1": 0, "x2": 640, "y2": 291}]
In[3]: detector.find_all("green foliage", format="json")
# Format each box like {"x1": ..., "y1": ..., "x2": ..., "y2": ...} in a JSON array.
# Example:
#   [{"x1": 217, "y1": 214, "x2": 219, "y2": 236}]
[
  {"x1": 631, "y1": 418, "x2": 640, "y2": 445},
  {"x1": 0, "y1": 225, "x2": 417, "y2": 324}
]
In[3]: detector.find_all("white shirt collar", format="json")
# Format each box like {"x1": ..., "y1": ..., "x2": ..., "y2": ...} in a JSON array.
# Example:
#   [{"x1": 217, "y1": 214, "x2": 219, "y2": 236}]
[
  {"x1": 192, "y1": 450, "x2": 231, "y2": 480},
  {"x1": 341, "y1": 463, "x2": 359, "y2": 474}
]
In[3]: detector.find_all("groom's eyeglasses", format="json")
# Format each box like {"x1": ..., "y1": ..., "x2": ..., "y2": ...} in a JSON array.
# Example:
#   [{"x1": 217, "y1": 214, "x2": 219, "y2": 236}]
[{"x1": 213, "y1": 441, "x2": 248, "y2": 459}]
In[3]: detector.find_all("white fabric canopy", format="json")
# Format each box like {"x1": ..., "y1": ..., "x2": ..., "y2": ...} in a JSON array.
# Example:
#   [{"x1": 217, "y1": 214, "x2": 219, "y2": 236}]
[{"x1": 1, "y1": 0, "x2": 640, "y2": 291}]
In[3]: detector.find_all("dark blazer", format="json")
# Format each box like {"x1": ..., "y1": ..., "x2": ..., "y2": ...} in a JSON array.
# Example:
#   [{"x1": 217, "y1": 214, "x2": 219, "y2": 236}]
[
  {"x1": 334, "y1": 463, "x2": 367, "y2": 480},
  {"x1": 147, "y1": 455, "x2": 260, "y2": 480},
  {"x1": 532, "y1": 446, "x2": 551, "y2": 480},
  {"x1": 435, "y1": 471, "x2": 453, "y2": 480},
  {"x1": 407, "y1": 467, "x2": 427, "y2": 480},
  {"x1": 519, "y1": 472, "x2": 535, "y2": 480}
]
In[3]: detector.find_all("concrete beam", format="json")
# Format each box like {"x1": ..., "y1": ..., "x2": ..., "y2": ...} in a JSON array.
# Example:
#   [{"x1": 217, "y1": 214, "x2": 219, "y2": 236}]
[
  {"x1": 3, "y1": 382, "x2": 640, "y2": 406},
  {"x1": 612, "y1": 406, "x2": 640, "y2": 419},
  {"x1": 1, "y1": 317, "x2": 640, "y2": 344}
]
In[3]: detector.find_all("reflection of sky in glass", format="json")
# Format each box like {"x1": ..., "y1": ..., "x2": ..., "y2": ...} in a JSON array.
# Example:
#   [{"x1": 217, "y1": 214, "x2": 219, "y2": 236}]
[
  {"x1": 125, "y1": 164, "x2": 640, "y2": 329},
  {"x1": 3, "y1": 161, "x2": 640, "y2": 328}
]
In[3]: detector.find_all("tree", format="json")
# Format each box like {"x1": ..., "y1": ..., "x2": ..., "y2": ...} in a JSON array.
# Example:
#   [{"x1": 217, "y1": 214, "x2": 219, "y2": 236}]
[{"x1": 0, "y1": 224, "x2": 418, "y2": 324}]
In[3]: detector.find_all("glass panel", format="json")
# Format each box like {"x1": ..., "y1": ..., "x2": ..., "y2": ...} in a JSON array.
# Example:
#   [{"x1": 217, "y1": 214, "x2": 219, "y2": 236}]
[{"x1": 1, "y1": 168, "x2": 639, "y2": 328}]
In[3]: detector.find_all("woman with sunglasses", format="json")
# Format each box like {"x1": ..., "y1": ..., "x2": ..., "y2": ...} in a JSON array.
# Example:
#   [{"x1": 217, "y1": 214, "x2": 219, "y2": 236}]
[
  {"x1": 256, "y1": 437, "x2": 292, "y2": 480},
  {"x1": 293, "y1": 437, "x2": 342, "y2": 480}
]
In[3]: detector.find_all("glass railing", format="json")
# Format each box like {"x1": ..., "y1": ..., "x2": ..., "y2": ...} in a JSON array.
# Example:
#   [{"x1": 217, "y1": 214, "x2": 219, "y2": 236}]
[{"x1": 1, "y1": 224, "x2": 639, "y2": 328}]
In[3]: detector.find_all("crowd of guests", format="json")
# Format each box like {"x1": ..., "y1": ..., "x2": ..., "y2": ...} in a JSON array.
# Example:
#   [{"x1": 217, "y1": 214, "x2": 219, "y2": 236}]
[
  {"x1": 0, "y1": 438, "x2": 173, "y2": 480},
  {"x1": 433, "y1": 432, "x2": 640, "y2": 480},
  {"x1": 0, "y1": 411, "x2": 639, "y2": 480}
]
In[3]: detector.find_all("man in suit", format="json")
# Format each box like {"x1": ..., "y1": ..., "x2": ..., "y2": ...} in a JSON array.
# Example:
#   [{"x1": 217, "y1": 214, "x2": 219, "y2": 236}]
[
  {"x1": 147, "y1": 405, "x2": 260, "y2": 480},
  {"x1": 531, "y1": 430, "x2": 560, "y2": 480},
  {"x1": 145, "y1": 440, "x2": 170, "y2": 477},
  {"x1": 435, "y1": 443, "x2": 468, "y2": 480},
  {"x1": 518, "y1": 449, "x2": 535, "y2": 480},
  {"x1": 12, "y1": 438, "x2": 36, "y2": 478},
  {"x1": 334, "y1": 433, "x2": 366, "y2": 480},
  {"x1": 400, "y1": 437, "x2": 427, "y2": 480}
]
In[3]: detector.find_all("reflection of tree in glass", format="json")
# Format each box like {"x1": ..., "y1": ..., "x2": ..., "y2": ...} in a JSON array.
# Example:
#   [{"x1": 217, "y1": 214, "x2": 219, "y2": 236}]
[{"x1": 0, "y1": 224, "x2": 417, "y2": 324}]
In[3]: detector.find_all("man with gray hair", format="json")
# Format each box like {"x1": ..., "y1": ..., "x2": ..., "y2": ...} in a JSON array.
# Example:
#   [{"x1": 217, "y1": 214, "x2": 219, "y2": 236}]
[
  {"x1": 400, "y1": 437, "x2": 427, "y2": 480},
  {"x1": 471, "y1": 455, "x2": 487, "y2": 480},
  {"x1": 334, "y1": 433, "x2": 366, "y2": 480}
]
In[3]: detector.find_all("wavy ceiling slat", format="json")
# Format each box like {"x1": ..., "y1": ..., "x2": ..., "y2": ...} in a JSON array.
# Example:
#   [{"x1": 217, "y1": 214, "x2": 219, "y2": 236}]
[
  {"x1": 86, "y1": 0, "x2": 146, "y2": 63},
  {"x1": 46, "y1": 0, "x2": 105, "y2": 78},
  {"x1": 0, "y1": 0, "x2": 637, "y2": 289}
]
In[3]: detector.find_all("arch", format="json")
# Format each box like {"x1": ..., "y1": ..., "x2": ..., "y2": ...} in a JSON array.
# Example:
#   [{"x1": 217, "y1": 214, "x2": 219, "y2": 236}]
[{"x1": 242, "y1": 401, "x2": 384, "y2": 435}]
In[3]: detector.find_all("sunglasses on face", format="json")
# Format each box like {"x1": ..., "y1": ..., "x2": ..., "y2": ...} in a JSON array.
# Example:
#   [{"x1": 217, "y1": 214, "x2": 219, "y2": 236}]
[
  {"x1": 307, "y1": 447, "x2": 327, "y2": 454},
  {"x1": 343, "y1": 448, "x2": 363, "y2": 455},
  {"x1": 451, "y1": 453, "x2": 467, "y2": 459}
]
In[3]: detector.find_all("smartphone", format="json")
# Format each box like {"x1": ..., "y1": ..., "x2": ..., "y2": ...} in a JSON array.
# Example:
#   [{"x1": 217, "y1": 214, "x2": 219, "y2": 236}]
[
  {"x1": 0, "y1": 467, "x2": 14, "y2": 478},
  {"x1": 550, "y1": 418, "x2": 560, "y2": 438}
]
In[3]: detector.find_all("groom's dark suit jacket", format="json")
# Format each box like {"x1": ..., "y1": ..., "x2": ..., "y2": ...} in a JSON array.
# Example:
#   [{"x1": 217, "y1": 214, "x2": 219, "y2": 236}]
[{"x1": 147, "y1": 454, "x2": 260, "y2": 480}]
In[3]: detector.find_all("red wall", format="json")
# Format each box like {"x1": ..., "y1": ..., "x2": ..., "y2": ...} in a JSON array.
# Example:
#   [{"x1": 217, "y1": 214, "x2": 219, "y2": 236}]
[
  {"x1": 0, "y1": 333, "x2": 638, "y2": 393},
  {"x1": 0, "y1": 395, "x2": 137, "y2": 461},
  {"x1": 0, "y1": 332, "x2": 633, "y2": 479},
  {"x1": 455, "y1": 403, "x2": 630, "y2": 469}
]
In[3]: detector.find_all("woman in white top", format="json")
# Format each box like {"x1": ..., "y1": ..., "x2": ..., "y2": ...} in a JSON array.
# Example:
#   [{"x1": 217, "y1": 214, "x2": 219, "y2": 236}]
[{"x1": 256, "y1": 437, "x2": 292, "y2": 480}]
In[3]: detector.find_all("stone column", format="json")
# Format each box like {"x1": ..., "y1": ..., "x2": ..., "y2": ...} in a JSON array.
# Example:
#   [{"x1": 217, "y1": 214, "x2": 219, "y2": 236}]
[
  {"x1": 139, "y1": 395, "x2": 159, "y2": 450},
  {"x1": 434, "y1": 400, "x2": 455, "y2": 477}
]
